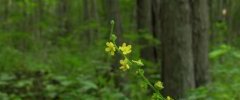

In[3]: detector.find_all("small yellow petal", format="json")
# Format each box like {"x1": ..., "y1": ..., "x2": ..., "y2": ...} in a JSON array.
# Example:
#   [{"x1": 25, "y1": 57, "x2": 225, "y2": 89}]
[
  {"x1": 120, "y1": 60, "x2": 124, "y2": 64},
  {"x1": 127, "y1": 45, "x2": 131, "y2": 49},
  {"x1": 110, "y1": 52, "x2": 114, "y2": 55},
  {"x1": 106, "y1": 42, "x2": 110, "y2": 46},
  {"x1": 105, "y1": 48, "x2": 110, "y2": 52}
]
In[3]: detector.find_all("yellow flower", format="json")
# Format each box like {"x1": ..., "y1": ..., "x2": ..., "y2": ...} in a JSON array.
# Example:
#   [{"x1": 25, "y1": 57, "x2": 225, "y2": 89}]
[
  {"x1": 105, "y1": 42, "x2": 116, "y2": 55},
  {"x1": 166, "y1": 96, "x2": 173, "y2": 100},
  {"x1": 119, "y1": 58, "x2": 130, "y2": 71},
  {"x1": 154, "y1": 81, "x2": 164, "y2": 90},
  {"x1": 119, "y1": 43, "x2": 132, "y2": 55}
]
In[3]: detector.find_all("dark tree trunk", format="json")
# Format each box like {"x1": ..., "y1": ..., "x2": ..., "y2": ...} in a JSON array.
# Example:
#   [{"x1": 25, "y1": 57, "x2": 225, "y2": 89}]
[
  {"x1": 137, "y1": 0, "x2": 152, "y2": 32},
  {"x1": 36, "y1": 0, "x2": 44, "y2": 35},
  {"x1": 83, "y1": 0, "x2": 99, "y2": 43},
  {"x1": 190, "y1": 0, "x2": 210, "y2": 87},
  {"x1": 83, "y1": 0, "x2": 90, "y2": 41},
  {"x1": 151, "y1": 0, "x2": 161, "y2": 62},
  {"x1": 229, "y1": 0, "x2": 240, "y2": 42},
  {"x1": 57, "y1": 0, "x2": 71, "y2": 36},
  {"x1": 90, "y1": 0, "x2": 99, "y2": 37},
  {"x1": 137, "y1": 0, "x2": 157, "y2": 62},
  {"x1": 152, "y1": 0, "x2": 161, "y2": 40},
  {"x1": 160, "y1": 0, "x2": 195, "y2": 98},
  {"x1": 1, "y1": 0, "x2": 10, "y2": 31}
]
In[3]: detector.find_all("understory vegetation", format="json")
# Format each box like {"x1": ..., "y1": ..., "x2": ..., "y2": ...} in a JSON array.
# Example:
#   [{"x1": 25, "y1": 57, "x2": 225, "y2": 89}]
[{"x1": 0, "y1": 0, "x2": 240, "y2": 99}]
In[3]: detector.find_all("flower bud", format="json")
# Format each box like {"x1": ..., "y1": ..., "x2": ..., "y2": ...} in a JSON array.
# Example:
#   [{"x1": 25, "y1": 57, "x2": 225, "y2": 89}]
[{"x1": 154, "y1": 81, "x2": 164, "y2": 90}]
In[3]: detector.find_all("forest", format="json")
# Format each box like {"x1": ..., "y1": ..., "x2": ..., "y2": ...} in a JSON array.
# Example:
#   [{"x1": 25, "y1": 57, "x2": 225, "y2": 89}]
[{"x1": 0, "y1": 0, "x2": 239, "y2": 100}]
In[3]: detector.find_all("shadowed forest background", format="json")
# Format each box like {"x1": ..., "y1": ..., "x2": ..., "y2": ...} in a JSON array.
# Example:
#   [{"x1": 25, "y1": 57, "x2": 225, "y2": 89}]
[{"x1": 0, "y1": 0, "x2": 240, "y2": 99}]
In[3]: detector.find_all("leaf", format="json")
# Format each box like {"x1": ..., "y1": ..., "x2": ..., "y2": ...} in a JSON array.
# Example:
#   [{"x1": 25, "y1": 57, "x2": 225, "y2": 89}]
[
  {"x1": 209, "y1": 49, "x2": 228, "y2": 59},
  {"x1": 14, "y1": 79, "x2": 33, "y2": 88},
  {"x1": 80, "y1": 81, "x2": 98, "y2": 91},
  {"x1": 232, "y1": 51, "x2": 240, "y2": 58},
  {"x1": 132, "y1": 59, "x2": 144, "y2": 66},
  {"x1": 0, "y1": 73, "x2": 16, "y2": 81},
  {"x1": 209, "y1": 44, "x2": 231, "y2": 59}
]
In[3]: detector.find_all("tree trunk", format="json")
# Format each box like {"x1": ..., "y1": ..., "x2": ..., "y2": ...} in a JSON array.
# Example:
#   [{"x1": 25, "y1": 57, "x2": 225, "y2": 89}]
[
  {"x1": 160, "y1": 0, "x2": 195, "y2": 98},
  {"x1": 90, "y1": 0, "x2": 99, "y2": 37},
  {"x1": 36, "y1": 0, "x2": 44, "y2": 35},
  {"x1": 137, "y1": 0, "x2": 157, "y2": 62},
  {"x1": 137, "y1": 0, "x2": 152, "y2": 32},
  {"x1": 190, "y1": 0, "x2": 210, "y2": 87},
  {"x1": 83, "y1": 0, "x2": 99, "y2": 43},
  {"x1": 152, "y1": 0, "x2": 161, "y2": 40},
  {"x1": 152, "y1": 0, "x2": 162, "y2": 63},
  {"x1": 57, "y1": 0, "x2": 71, "y2": 35},
  {"x1": 1, "y1": 0, "x2": 10, "y2": 31},
  {"x1": 230, "y1": 0, "x2": 240, "y2": 38}
]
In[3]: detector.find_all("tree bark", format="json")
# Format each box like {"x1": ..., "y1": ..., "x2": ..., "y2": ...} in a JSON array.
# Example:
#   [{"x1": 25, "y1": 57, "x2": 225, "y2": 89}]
[
  {"x1": 137, "y1": 0, "x2": 157, "y2": 62},
  {"x1": 1, "y1": 0, "x2": 10, "y2": 31},
  {"x1": 36, "y1": 0, "x2": 44, "y2": 34},
  {"x1": 137, "y1": 0, "x2": 152, "y2": 32},
  {"x1": 160, "y1": 0, "x2": 195, "y2": 98},
  {"x1": 190, "y1": 0, "x2": 210, "y2": 87},
  {"x1": 83, "y1": 0, "x2": 99, "y2": 43},
  {"x1": 152, "y1": 0, "x2": 161, "y2": 40},
  {"x1": 230, "y1": 0, "x2": 240, "y2": 36},
  {"x1": 152, "y1": 0, "x2": 161, "y2": 62},
  {"x1": 57, "y1": 0, "x2": 71, "y2": 35}
]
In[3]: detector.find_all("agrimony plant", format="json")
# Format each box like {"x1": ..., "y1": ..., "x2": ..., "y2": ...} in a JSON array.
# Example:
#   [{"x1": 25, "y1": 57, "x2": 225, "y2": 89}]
[{"x1": 105, "y1": 20, "x2": 173, "y2": 100}]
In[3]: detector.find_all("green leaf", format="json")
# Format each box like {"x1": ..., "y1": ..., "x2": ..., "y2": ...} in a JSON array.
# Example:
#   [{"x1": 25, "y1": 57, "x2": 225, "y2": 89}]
[
  {"x1": 81, "y1": 81, "x2": 98, "y2": 91},
  {"x1": 132, "y1": 59, "x2": 144, "y2": 66},
  {"x1": 232, "y1": 51, "x2": 240, "y2": 58},
  {"x1": 209, "y1": 44, "x2": 231, "y2": 59},
  {"x1": 14, "y1": 79, "x2": 33, "y2": 88}
]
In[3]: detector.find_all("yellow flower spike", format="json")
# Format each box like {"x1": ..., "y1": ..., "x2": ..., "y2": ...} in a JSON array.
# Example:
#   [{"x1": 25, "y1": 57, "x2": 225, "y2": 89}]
[
  {"x1": 119, "y1": 58, "x2": 130, "y2": 71},
  {"x1": 119, "y1": 43, "x2": 132, "y2": 55},
  {"x1": 154, "y1": 81, "x2": 164, "y2": 90},
  {"x1": 105, "y1": 42, "x2": 116, "y2": 56},
  {"x1": 166, "y1": 96, "x2": 174, "y2": 100}
]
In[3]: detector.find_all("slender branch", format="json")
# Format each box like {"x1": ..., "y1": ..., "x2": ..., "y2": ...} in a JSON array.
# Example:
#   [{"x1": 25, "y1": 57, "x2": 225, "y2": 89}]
[{"x1": 139, "y1": 72, "x2": 164, "y2": 99}]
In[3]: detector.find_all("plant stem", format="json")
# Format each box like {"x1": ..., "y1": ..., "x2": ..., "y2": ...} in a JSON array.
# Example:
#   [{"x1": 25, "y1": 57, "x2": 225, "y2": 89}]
[
  {"x1": 110, "y1": 20, "x2": 115, "y2": 37},
  {"x1": 139, "y1": 72, "x2": 164, "y2": 99}
]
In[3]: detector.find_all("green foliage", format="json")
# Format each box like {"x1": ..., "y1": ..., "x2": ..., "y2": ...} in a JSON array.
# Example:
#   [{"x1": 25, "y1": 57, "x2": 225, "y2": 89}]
[
  {"x1": 209, "y1": 44, "x2": 231, "y2": 59},
  {"x1": 0, "y1": 31, "x2": 127, "y2": 100},
  {"x1": 0, "y1": 0, "x2": 239, "y2": 99},
  {"x1": 186, "y1": 44, "x2": 240, "y2": 100}
]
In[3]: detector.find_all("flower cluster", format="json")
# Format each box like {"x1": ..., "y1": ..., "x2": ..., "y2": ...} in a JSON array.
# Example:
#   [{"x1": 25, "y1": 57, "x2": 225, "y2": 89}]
[{"x1": 105, "y1": 41, "x2": 135, "y2": 71}]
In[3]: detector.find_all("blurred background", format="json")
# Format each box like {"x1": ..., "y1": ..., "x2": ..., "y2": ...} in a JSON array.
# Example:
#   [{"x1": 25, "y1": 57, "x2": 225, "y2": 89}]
[{"x1": 0, "y1": 0, "x2": 239, "y2": 99}]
